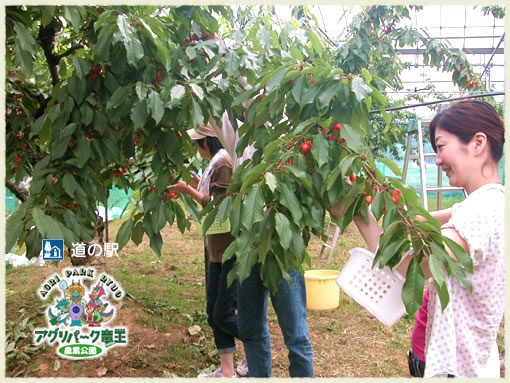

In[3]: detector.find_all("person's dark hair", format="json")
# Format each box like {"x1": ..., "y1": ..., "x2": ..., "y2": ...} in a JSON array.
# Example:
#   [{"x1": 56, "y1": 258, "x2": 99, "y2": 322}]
[
  {"x1": 429, "y1": 100, "x2": 505, "y2": 162},
  {"x1": 195, "y1": 136, "x2": 223, "y2": 156}
]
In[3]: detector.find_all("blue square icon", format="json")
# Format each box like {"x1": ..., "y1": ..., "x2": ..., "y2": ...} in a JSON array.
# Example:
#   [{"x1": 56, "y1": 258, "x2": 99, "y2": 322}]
[{"x1": 42, "y1": 239, "x2": 64, "y2": 261}]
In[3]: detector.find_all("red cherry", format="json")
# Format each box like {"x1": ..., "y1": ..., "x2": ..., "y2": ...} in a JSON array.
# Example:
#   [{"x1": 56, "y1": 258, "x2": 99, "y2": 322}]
[
  {"x1": 169, "y1": 192, "x2": 178, "y2": 199},
  {"x1": 334, "y1": 122, "x2": 342, "y2": 131},
  {"x1": 338, "y1": 137, "x2": 346, "y2": 144},
  {"x1": 290, "y1": 79, "x2": 295, "y2": 85},
  {"x1": 301, "y1": 143, "x2": 311, "y2": 153},
  {"x1": 349, "y1": 173, "x2": 357, "y2": 183},
  {"x1": 51, "y1": 177, "x2": 57, "y2": 184},
  {"x1": 147, "y1": 185, "x2": 154, "y2": 192},
  {"x1": 392, "y1": 194, "x2": 400, "y2": 204},
  {"x1": 393, "y1": 188, "x2": 401, "y2": 196},
  {"x1": 258, "y1": 94, "x2": 264, "y2": 100},
  {"x1": 169, "y1": 174, "x2": 175, "y2": 181},
  {"x1": 155, "y1": 73, "x2": 162, "y2": 82},
  {"x1": 365, "y1": 195, "x2": 373, "y2": 204}
]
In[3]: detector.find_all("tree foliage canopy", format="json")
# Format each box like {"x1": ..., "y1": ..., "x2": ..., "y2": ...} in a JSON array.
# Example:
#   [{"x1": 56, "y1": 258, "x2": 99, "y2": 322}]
[{"x1": 4, "y1": 5, "x2": 501, "y2": 315}]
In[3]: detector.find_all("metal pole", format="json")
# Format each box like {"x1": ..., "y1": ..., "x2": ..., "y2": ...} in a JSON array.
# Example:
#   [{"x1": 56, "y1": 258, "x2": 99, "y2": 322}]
[{"x1": 370, "y1": 91, "x2": 505, "y2": 113}]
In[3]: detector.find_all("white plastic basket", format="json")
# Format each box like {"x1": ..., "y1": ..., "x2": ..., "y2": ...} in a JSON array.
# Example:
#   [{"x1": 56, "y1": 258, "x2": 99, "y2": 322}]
[{"x1": 336, "y1": 247, "x2": 406, "y2": 327}]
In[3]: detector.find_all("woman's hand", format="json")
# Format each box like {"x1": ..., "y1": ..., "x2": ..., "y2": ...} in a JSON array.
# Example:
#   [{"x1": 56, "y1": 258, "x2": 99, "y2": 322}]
[
  {"x1": 166, "y1": 180, "x2": 193, "y2": 195},
  {"x1": 166, "y1": 180, "x2": 205, "y2": 205}
]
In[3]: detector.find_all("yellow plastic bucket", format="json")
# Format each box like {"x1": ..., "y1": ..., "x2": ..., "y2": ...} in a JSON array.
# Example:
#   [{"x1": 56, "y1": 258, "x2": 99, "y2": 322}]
[{"x1": 304, "y1": 270, "x2": 340, "y2": 311}]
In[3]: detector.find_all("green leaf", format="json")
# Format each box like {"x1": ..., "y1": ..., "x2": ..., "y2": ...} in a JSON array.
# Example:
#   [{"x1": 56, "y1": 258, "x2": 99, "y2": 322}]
[
  {"x1": 224, "y1": 50, "x2": 241, "y2": 77},
  {"x1": 73, "y1": 135, "x2": 91, "y2": 168},
  {"x1": 80, "y1": 103, "x2": 94, "y2": 126},
  {"x1": 280, "y1": 183, "x2": 303, "y2": 224},
  {"x1": 317, "y1": 81, "x2": 340, "y2": 110},
  {"x1": 62, "y1": 173, "x2": 77, "y2": 198},
  {"x1": 170, "y1": 84, "x2": 186, "y2": 106},
  {"x1": 301, "y1": 86, "x2": 320, "y2": 106},
  {"x1": 376, "y1": 158, "x2": 402, "y2": 177},
  {"x1": 442, "y1": 236, "x2": 473, "y2": 273},
  {"x1": 50, "y1": 133, "x2": 73, "y2": 161},
  {"x1": 131, "y1": 99, "x2": 148, "y2": 129},
  {"x1": 375, "y1": 236, "x2": 408, "y2": 268},
  {"x1": 340, "y1": 124, "x2": 364, "y2": 152},
  {"x1": 117, "y1": 14, "x2": 145, "y2": 67},
  {"x1": 428, "y1": 249, "x2": 447, "y2": 287},
  {"x1": 291, "y1": 76, "x2": 306, "y2": 104},
  {"x1": 238, "y1": 163, "x2": 265, "y2": 194},
  {"x1": 260, "y1": 253, "x2": 284, "y2": 293},
  {"x1": 275, "y1": 212, "x2": 292, "y2": 250},
  {"x1": 31, "y1": 114, "x2": 51, "y2": 137},
  {"x1": 339, "y1": 154, "x2": 356, "y2": 176},
  {"x1": 72, "y1": 56, "x2": 88, "y2": 80},
  {"x1": 308, "y1": 30, "x2": 323, "y2": 56},
  {"x1": 107, "y1": 86, "x2": 132, "y2": 110},
  {"x1": 289, "y1": 45, "x2": 304, "y2": 61},
  {"x1": 289, "y1": 229, "x2": 306, "y2": 263},
  {"x1": 325, "y1": 165, "x2": 342, "y2": 191},
  {"x1": 93, "y1": 110, "x2": 108, "y2": 134},
  {"x1": 14, "y1": 22, "x2": 36, "y2": 76},
  {"x1": 265, "y1": 67, "x2": 288, "y2": 93},
  {"x1": 132, "y1": 221, "x2": 144, "y2": 245},
  {"x1": 442, "y1": 255, "x2": 473, "y2": 293},
  {"x1": 152, "y1": 203, "x2": 167, "y2": 233},
  {"x1": 32, "y1": 207, "x2": 77, "y2": 245},
  {"x1": 189, "y1": 83, "x2": 205, "y2": 101},
  {"x1": 116, "y1": 219, "x2": 134, "y2": 250},
  {"x1": 135, "y1": 81, "x2": 148, "y2": 100},
  {"x1": 370, "y1": 191, "x2": 386, "y2": 221},
  {"x1": 310, "y1": 134, "x2": 329, "y2": 169},
  {"x1": 241, "y1": 188, "x2": 265, "y2": 230},
  {"x1": 149, "y1": 232, "x2": 163, "y2": 257},
  {"x1": 148, "y1": 91, "x2": 164, "y2": 125},
  {"x1": 264, "y1": 172, "x2": 278, "y2": 192},
  {"x1": 258, "y1": 225, "x2": 274, "y2": 261},
  {"x1": 40, "y1": 6, "x2": 56, "y2": 26},
  {"x1": 225, "y1": 234, "x2": 257, "y2": 284},
  {"x1": 351, "y1": 76, "x2": 372, "y2": 102},
  {"x1": 401, "y1": 260, "x2": 425, "y2": 316},
  {"x1": 64, "y1": 6, "x2": 84, "y2": 30},
  {"x1": 5, "y1": 206, "x2": 26, "y2": 252},
  {"x1": 435, "y1": 279, "x2": 451, "y2": 311},
  {"x1": 190, "y1": 99, "x2": 204, "y2": 130}
]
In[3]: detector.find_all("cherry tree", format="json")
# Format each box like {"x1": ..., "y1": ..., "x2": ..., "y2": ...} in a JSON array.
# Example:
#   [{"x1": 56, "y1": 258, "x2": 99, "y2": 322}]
[{"x1": 5, "y1": 5, "x2": 498, "y2": 314}]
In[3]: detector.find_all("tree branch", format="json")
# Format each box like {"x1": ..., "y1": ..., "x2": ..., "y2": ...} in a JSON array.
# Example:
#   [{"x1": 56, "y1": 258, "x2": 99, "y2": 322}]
[{"x1": 6, "y1": 179, "x2": 30, "y2": 202}]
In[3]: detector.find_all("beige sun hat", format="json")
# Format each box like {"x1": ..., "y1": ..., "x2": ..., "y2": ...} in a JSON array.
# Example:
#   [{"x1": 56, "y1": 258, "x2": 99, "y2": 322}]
[{"x1": 186, "y1": 123, "x2": 217, "y2": 140}]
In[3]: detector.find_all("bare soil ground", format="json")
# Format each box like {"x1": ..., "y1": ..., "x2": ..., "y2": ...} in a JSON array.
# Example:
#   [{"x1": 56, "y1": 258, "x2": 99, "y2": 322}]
[{"x1": 4, "y1": 223, "x2": 504, "y2": 379}]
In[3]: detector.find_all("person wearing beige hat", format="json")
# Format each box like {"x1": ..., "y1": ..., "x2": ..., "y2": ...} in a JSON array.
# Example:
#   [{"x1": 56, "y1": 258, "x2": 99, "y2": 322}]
[{"x1": 167, "y1": 123, "x2": 242, "y2": 378}]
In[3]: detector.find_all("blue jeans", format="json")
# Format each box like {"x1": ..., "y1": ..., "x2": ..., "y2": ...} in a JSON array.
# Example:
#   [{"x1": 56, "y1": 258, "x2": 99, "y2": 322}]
[
  {"x1": 237, "y1": 264, "x2": 314, "y2": 377},
  {"x1": 206, "y1": 257, "x2": 239, "y2": 354}
]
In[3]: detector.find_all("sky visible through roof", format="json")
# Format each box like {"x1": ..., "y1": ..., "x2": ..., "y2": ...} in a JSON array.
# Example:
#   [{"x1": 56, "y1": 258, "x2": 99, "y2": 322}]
[{"x1": 277, "y1": 4, "x2": 505, "y2": 117}]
